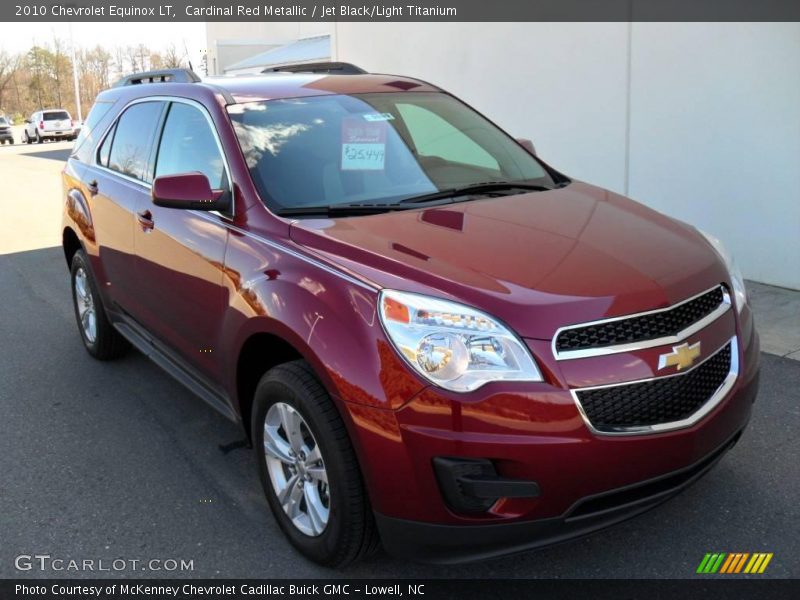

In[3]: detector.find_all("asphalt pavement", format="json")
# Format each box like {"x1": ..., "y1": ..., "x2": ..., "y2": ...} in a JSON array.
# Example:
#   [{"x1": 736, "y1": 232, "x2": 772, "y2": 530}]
[{"x1": 0, "y1": 143, "x2": 798, "y2": 578}]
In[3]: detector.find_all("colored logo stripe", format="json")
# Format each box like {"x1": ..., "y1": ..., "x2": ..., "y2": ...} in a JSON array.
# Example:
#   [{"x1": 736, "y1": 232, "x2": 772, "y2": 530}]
[
  {"x1": 720, "y1": 553, "x2": 749, "y2": 573},
  {"x1": 744, "y1": 553, "x2": 774, "y2": 574},
  {"x1": 697, "y1": 553, "x2": 726, "y2": 573},
  {"x1": 697, "y1": 552, "x2": 773, "y2": 574}
]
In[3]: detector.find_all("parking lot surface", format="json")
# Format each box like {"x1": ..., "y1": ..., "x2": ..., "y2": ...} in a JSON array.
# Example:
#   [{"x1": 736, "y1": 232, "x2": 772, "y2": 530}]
[{"x1": 1, "y1": 142, "x2": 798, "y2": 578}]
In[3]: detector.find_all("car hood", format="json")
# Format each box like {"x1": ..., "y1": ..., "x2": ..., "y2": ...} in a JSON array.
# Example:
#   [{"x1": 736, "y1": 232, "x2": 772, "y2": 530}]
[{"x1": 288, "y1": 181, "x2": 729, "y2": 340}]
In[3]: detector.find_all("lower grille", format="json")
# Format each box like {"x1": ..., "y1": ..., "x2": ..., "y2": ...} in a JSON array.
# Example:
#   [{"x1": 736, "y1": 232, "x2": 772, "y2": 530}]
[
  {"x1": 567, "y1": 430, "x2": 741, "y2": 519},
  {"x1": 574, "y1": 339, "x2": 735, "y2": 434}
]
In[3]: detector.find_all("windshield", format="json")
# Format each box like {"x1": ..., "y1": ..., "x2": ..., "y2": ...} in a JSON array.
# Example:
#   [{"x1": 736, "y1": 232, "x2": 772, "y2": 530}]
[
  {"x1": 44, "y1": 111, "x2": 70, "y2": 121},
  {"x1": 228, "y1": 92, "x2": 556, "y2": 212},
  {"x1": 0, "y1": 117, "x2": 8, "y2": 126}
]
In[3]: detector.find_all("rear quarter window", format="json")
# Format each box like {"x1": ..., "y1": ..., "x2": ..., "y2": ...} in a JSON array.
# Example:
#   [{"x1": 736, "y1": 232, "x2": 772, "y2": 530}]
[{"x1": 72, "y1": 100, "x2": 116, "y2": 163}]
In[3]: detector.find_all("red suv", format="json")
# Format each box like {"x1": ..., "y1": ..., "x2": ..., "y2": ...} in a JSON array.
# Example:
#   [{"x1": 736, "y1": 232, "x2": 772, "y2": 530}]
[{"x1": 62, "y1": 65, "x2": 759, "y2": 567}]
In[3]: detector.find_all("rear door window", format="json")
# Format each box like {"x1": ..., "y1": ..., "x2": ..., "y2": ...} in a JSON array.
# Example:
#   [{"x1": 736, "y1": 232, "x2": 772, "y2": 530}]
[{"x1": 107, "y1": 102, "x2": 165, "y2": 183}]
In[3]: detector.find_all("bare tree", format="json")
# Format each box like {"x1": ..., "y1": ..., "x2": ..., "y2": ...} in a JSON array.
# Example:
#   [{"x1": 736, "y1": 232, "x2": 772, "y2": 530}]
[
  {"x1": 0, "y1": 49, "x2": 21, "y2": 113},
  {"x1": 50, "y1": 35, "x2": 72, "y2": 108},
  {"x1": 112, "y1": 46, "x2": 127, "y2": 80},
  {"x1": 78, "y1": 46, "x2": 112, "y2": 108},
  {"x1": 162, "y1": 43, "x2": 183, "y2": 69},
  {"x1": 1, "y1": 40, "x2": 205, "y2": 118}
]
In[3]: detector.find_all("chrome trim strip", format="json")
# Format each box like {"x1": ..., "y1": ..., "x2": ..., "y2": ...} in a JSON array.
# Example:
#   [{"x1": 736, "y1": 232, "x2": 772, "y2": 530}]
[
  {"x1": 552, "y1": 285, "x2": 731, "y2": 360},
  {"x1": 570, "y1": 336, "x2": 739, "y2": 436}
]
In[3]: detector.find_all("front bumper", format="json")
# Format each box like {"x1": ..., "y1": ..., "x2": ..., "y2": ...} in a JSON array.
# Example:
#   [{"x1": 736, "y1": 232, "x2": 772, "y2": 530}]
[
  {"x1": 44, "y1": 131, "x2": 73, "y2": 138},
  {"x1": 376, "y1": 426, "x2": 745, "y2": 563},
  {"x1": 339, "y1": 305, "x2": 760, "y2": 563}
]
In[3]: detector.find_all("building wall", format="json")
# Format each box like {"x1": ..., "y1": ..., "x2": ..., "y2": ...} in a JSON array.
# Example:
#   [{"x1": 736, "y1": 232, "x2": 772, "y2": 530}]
[
  {"x1": 215, "y1": 43, "x2": 280, "y2": 75},
  {"x1": 334, "y1": 22, "x2": 800, "y2": 290},
  {"x1": 205, "y1": 22, "x2": 331, "y2": 74}
]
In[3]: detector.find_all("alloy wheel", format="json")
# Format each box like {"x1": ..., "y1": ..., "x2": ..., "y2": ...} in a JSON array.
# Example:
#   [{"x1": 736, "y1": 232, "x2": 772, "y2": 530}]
[
  {"x1": 263, "y1": 402, "x2": 330, "y2": 537},
  {"x1": 74, "y1": 267, "x2": 97, "y2": 344}
]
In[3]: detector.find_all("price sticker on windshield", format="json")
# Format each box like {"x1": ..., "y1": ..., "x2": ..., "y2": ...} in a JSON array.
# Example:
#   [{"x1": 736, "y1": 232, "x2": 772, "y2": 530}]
[{"x1": 341, "y1": 117, "x2": 386, "y2": 171}]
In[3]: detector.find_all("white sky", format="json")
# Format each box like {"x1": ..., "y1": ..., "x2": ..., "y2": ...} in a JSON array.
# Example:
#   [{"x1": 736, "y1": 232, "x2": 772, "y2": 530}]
[{"x1": 0, "y1": 22, "x2": 207, "y2": 67}]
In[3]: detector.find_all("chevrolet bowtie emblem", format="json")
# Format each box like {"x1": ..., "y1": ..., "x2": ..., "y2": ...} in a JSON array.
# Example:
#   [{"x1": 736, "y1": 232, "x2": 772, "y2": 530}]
[{"x1": 658, "y1": 341, "x2": 702, "y2": 371}]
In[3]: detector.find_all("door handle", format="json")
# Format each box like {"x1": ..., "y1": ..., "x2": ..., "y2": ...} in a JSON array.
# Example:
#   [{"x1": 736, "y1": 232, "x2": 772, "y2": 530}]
[
  {"x1": 137, "y1": 210, "x2": 154, "y2": 231},
  {"x1": 87, "y1": 180, "x2": 98, "y2": 195}
]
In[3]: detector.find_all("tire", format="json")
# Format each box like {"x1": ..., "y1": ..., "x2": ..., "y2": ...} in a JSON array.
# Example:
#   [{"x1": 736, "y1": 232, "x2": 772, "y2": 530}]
[
  {"x1": 252, "y1": 360, "x2": 379, "y2": 567},
  {"x1": 70, "y1": 250, "x2": 128, "y2": 360},
  {"x1": 23, "y1": 131, "x2": 30, "y2": 144},
  {"x1": 36, "y1": 131, "x2": 43, "y2": 144}
]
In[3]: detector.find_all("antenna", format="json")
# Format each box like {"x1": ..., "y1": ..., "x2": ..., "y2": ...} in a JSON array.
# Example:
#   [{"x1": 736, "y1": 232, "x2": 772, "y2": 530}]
[{"x1": 182, "y1": 39, "x2": 194, "y2": 73}]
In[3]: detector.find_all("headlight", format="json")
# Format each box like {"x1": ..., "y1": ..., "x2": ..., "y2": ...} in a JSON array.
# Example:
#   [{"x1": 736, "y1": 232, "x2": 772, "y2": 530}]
[
  {"x1": 378, "y1": 290, "x2": 543, "y2": 392},
  {"x1": 697, "y1": 229, "x2": 747, "y2": 312}
]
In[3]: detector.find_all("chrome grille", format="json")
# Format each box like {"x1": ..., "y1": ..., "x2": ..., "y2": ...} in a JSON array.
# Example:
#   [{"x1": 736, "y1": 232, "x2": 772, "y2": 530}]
[
  {"x1": 554, "y1": 285, "x2": 730, "y2": 359},
  {"x1": 572, "y1": 338, "x2": 737, "y2": 435}
]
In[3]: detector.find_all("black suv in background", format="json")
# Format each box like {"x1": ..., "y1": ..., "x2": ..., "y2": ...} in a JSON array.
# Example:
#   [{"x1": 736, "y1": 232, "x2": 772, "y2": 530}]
[{"x1": 0, "y1": 116, "x2": 13, "y2": 145}]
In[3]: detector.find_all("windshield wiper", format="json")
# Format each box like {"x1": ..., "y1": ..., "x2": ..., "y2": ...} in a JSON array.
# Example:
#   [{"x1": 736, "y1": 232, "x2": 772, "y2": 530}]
[
  {"x1": 398, "y1": 181, "x2": 555, "y2": 205},
  {"x1": 275, "y1": 181, "x2": 558, "y2": 218},
  {"x1": 275, "y1": 203, "x2": 415, "y2": 218}
]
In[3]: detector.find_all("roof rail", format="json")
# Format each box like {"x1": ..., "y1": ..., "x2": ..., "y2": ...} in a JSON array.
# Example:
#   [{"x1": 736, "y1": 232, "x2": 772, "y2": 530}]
[
  {"x1": 114, "y1": 68, "x2": 201, "y2": 87},
  {"x1": 262, "y1": 62, "x2": 367, "y2": 75}
]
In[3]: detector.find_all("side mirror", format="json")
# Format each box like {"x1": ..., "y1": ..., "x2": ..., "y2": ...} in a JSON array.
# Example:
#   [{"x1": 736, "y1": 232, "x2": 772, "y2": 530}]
[
  {"x1": 516, "y1": 138, "x2": 536, "y2": 156},
  {"x1": 152, "y1": 172, "x2": 229, "y2": 211},
  {"x1": 24, "y1": 119, "x2": 31, "y2": 124}
]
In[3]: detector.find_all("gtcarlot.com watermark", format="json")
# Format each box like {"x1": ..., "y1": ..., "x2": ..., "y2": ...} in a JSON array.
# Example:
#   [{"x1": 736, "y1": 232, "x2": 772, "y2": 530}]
[{"x1": 15, "y1": 554, "x2": 194, "y2": 573}]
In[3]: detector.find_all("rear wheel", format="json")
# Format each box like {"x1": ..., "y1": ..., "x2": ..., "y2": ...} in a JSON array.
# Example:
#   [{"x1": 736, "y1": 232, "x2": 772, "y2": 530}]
[
  {"x1": 70, "y1": 250, "x2": 128, "y2": 360},
  {"x1": 35, "y1": 131, "x2": 43, "y2": 144},
  {"x1": 252, "y1": 361, "x2": 379, "y2": 567}
]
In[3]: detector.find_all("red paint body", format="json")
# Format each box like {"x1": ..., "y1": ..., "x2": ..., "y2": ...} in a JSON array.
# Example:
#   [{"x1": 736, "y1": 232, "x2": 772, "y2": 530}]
[{"x1": 62, "y1": 73, "x2": 759, "y2": 560}]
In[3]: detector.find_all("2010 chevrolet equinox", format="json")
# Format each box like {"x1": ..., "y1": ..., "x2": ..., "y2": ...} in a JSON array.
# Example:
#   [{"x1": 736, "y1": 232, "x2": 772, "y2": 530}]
[{"x1": 62, "y1": 65, "x2": 760, "y2": 566}]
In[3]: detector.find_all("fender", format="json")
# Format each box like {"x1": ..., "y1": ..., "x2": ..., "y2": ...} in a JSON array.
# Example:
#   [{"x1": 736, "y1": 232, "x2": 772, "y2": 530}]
[
  {"x1": 65, "y1": 188, "x2": 95, "y2": 244},
  {"x1": 219, "y1": 234, "x2": 426, "y2": 415}
]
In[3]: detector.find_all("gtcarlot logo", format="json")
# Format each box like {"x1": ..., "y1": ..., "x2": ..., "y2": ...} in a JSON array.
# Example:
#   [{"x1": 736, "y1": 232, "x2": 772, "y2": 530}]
[
  {"x1": 696, "y1": 552, "x2": 773, "y2": 574},
  {"x1": 14, "y1": 554, "x2": 194, "y2": 572}
]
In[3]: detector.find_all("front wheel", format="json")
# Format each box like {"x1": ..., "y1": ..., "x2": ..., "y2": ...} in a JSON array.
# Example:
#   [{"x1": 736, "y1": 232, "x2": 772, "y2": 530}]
[
  {"x1": 70, "y1": 250, "x2": 128, "y2": 360},
  {"x1": 252, "y1": 361, "x2": 379, "y2": 567}
]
